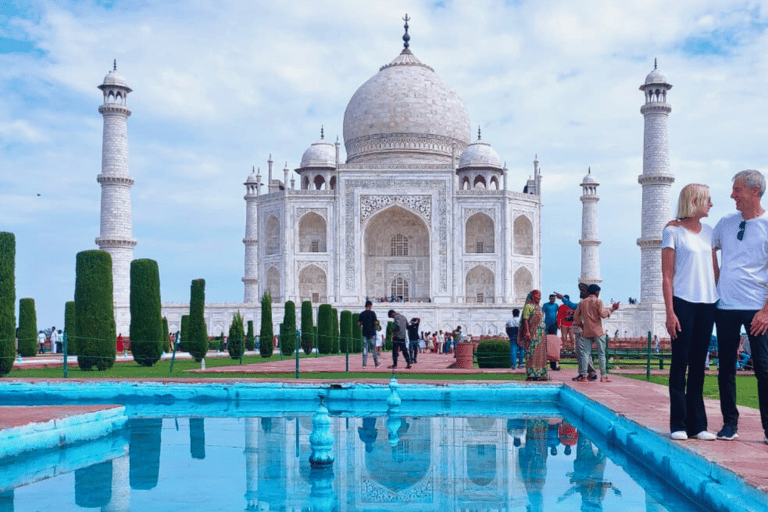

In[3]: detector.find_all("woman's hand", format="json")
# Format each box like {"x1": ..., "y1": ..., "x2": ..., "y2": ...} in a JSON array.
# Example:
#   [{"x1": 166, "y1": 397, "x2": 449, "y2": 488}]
[{"x1": 666, "y1": 312, "x2": 681, "y2": 339}]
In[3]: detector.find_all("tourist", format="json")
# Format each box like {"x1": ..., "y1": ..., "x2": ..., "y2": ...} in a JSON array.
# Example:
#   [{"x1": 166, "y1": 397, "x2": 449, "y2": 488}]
[
  {"x1": 662, "y1": 183, "x2": 717, "y2": 441},
  {"x1": 519, "y1": 290, "x2": 548, "y2": 381},
  {"x1": 387, "y1": 309, "x2": 412, "y2": 369},
  {"x1": 436, "y1": 330, "x2": 444, "y2": 354},
  {"x1": 573, "y1": 285, "x2": 619, "y2": 382},
  {"x1": 736, "y1": 336, "x2": 751, "y2": 371},
  {"x1": 374, "y1": 321, "x2": 384, "y2": 355},
  {"x1": 558, "y1": 286, "x2": 598, "y2": 381},
  {"x1": 557, "y1": 300, "x2": 575, "y2": 352},
  {"x1": 542, "y1": 294, "x2": 559, "y2": 336},
  {"x1": 37, "y1": 330, "x2": 46, "y2": 354},
  {"x1": 506, "y1": 308, "x2": 522, "y2": 369},
  {"x1": 711, "y1": 169, "x2": 768, "y2": 442},
  {"x1": 407, "y1": 317, "x2": 420, "y2": 363},
  {"x1": 49, "y1": 326, "x2": 58, "y2": 354},
  {"x1": 358, "y1": 300, "x2": 380, "y2": 368}
]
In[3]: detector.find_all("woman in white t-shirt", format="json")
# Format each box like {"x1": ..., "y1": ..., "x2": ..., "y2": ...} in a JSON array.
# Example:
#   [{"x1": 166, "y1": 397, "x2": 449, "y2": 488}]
[{"x1": 662, "y1": 184, "x2": 718, "y2": 441}]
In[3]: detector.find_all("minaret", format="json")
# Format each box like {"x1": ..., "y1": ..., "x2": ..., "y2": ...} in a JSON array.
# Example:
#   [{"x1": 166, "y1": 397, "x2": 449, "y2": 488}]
[
  {"x1": 96, "y1": 61, "x2": 136, "y2": 311},
  {"x1": 243, "y1": 167, "x2": 260, "y2": 303},
  {"x1": 637, "y1": 60, "x2": 674, "y2": 304},
  {"x1": 579, "y1": 168, "x2": 601, "y2": 285}
]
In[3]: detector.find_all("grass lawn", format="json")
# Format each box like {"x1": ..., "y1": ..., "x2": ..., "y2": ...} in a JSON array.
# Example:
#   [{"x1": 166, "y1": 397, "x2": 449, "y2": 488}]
[{"x1": 624, "y1": 373, "x2": 760, "y2": 410}]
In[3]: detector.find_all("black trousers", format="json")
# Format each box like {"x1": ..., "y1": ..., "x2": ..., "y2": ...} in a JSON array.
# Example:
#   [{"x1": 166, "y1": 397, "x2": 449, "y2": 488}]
[
  {"x1": 715, "y1": 308, "x2": 768, "y2": 435},
  {"x1": 669, "y1": 297, "x2": 716, "y2": 434},
  {"x1": 392, "y1": 339, "x2": 411, "y2": 366}
]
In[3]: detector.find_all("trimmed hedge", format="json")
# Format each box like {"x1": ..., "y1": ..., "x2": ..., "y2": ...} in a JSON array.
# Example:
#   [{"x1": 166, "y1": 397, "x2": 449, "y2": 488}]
[
  {"x1": 280, "y1": 301, "x2": 296, "y2": 355},
  {"x1": 352, "y1": 312, "x2": 362, "y2": 353},
  {"x1": 75, "y1": 250, "x2": 116, "y2": 371},
  {"x1": 162, "y1": 317, "x2": 170, "y2": 353},
  {"x1": 130, "y1": 259, "x2": 163, "y2": 367},
  {"x1": 17, "y1": 298, "x2": 37, "y2": 357},
  {"x1": 228, "y1": 311, "x2": 245, "y2": 359},
  {"x1": 187, "y1": 279, "x2": 208, "y2": 361},
  {"x1": 339, "y1": 310, "x2": 352, "y2": 353},
  {"x1": 316, "y1": 304, "x2": 332, "y2": 354},
  {"x1": 385, "y1": 321, "x2": 394, "y2": 351},
  {"x1": 300, "y1": 300, "x2": 314, "y2": 354},
  {"x1": 259, "y1": 292, "x2": 273, "y2": 357},
  {"x1": 179, "y1": 315, "x2": 190, "y2": 352},
  {"x1": 0, "y1": 232, "x2": 15, "y2": 375},
  {"x1": 246, "y1": 320, "x2": 255, "y2": 351},
  {"x1": 476, "y1": 338, "x2": 511, "y2": 368},
  {"x1": 331, "y1": 307, "x2": 339, "y2": 354},
  {"x1": 64, "y1": 301, "x2": 77, "y2": 355}
]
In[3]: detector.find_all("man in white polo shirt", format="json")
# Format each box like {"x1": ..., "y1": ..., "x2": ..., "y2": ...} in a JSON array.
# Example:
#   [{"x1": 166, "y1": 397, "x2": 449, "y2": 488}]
[{"x1": 712, "y1": 169, "x2": 768, "y2": 443}]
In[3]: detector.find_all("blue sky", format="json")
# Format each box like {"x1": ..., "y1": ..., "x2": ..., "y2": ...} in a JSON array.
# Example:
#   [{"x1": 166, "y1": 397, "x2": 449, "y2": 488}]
[{"x1": 2, "y1": 0, "x2": 768, "y2": 328}]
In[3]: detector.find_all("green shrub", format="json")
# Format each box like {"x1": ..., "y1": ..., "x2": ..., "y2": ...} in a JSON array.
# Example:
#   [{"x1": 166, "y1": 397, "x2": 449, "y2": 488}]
[
  {"x1": 352, "y1": 312, "x2": 362, "y2": 353},
  {"x1": 385, "y1": 321, "x2": 394, "y2": 351},
  {"x1": 280, "y1": 301, "x2": 296, "y2": 355},
  {"x1": 162, "y1": 317, "x2": 170, "y2": 353},
  {"x1": 300, "y1": 300, "x2": 314, "y2": 354},
  {"x1": 316, "y1": 304, "x2": 332, "y2": 354},
  {"x1": 259, "y1": 292, "x2": 273, "y2": 357},
  {"x1": 331, "y1": 307, "x2": 339, "y2": 354},
  {"x1": 17, "y1": 298, "x2": 37, "y2": 357},
  {"x1": 130, "y1": 259, "x2": 163, "y2": 367},
  {"x1": 0, "y1": 232, "x2": 15, "y2": 375},
  {"x1": 179, "y1": 315, "x2": 190, "y2": 352},
  {"x1": 246, "y1": 320, "x2": 255, "y2": 351},
  {"x1": 187, "y1": 279, "x2": 208, "y2": 361},
  {"x1": 228, "y1": 311, "x2": 245, "y2": 359},
  {"x1": 339, "y1": 310, "x2": 351, "y2": 353},
  {"x1": 75, "y1": 250, "x2": 116, "y2": 371},
  {"x1": 476, "y1": 338, "x2": 511, "y2": 368},
  {"x1": 64, "y1": 301, "x2": 77, "y2": 355}
]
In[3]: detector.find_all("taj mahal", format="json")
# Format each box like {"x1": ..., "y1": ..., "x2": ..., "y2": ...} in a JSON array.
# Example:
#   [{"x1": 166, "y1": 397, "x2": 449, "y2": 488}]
[{"x1": 95, "y1": 19, "x2": 674, "y2": 339}]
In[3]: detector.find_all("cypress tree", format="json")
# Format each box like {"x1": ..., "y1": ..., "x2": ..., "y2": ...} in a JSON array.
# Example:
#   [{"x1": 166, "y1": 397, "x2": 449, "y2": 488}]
[
  {"x1": 259, "y1": 292, "x2": 273, "y2": 357},
  {"x1": 352, "y1": 312, "x2": 362, "y2": 353},
  {"x1": 187, "y1": 279, "x2": 208, "y2": 362},
  {"x1": 316, "y1": 304, "x2": 332, "y2": 354},
  {"x1": 228, "y1": 311, "x2": 245, "y2": 359},
  {"x1": 129, "y1": 259, "x2": 163, "y2": 367},
  {"x1": 280, "y1": 301, "x2": 296, "y2": 355},
  {"x1": 179, "y1": 315, "x2": 190, "y2": 352},
  {"x1": 331, "y1": 307, "x2": 340, "y2": 354},
  {"x1": 162, "y1": 317, "x2": 170, "y2": 353},
  {"x1": 339, "y1": 310, "x2": 352, "y2": 353},
  {"x1": 300, "y1": 300, "x2": 314, "y2": 354},
  {"x1": 75, "y1": 250, "x2": 116, "y2": 371},
  {"x1": 17, "y1": 298, "x2": 37, "y2": 357},
  {"x1": 64, "y1": 301, "x2": 77, "y2": 355},
  {"x1": 246, "y1": 320, "x2": 255, "y2": 351},
  {"x1": 0, "y1": 232, "x2": 15, "y2": 375}
]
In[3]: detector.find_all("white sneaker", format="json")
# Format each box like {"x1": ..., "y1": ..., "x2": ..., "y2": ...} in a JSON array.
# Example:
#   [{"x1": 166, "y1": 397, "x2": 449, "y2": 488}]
[
  {"x1": 671, "y1": 431, "x2": 688, "y2": 440},
  {"x1": 694, "y1": 431, "x2": 717, "y2": 441}
]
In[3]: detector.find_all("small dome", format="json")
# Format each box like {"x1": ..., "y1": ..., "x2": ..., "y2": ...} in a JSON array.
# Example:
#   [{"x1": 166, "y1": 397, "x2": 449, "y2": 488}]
[
  {"x1": 245, "y1": 168, "x2": 259, "y2": 183},
  {"x1": 458, "y1": 136, "x2": 501, "y2": 170},
  {"x1": 582, "y1": 169, "x2": 598, "y2": 184},
  {"x1": 299, "y1": 136, "x2": 336, "y2": 169},
  {"x1": 644, "y1": 68, "x2": 667, "y2": 85},
  {"x1": 103, "y1": 69, "x2": 128, "y2": 87}
]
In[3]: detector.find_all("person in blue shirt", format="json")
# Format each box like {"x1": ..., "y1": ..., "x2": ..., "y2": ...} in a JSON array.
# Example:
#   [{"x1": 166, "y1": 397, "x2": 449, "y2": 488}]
[{"x1": 542, "y1": 294, "x2": 560, "y2": 335}]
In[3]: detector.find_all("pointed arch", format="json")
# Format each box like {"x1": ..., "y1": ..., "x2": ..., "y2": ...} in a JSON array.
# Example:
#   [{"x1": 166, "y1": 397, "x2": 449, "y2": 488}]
[
  {"x1": 465, "y1": 213, "x2": 494, "y2": 253},
  {"x1": 513, "y1": 215, "x2": 533, "y2": 255},
  {"x1": 298, "y1": 212, "x2": 326, "y2": 253}
]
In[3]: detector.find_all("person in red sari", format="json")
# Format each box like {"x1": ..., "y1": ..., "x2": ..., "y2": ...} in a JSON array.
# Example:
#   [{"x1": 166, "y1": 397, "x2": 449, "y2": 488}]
[{"x1": 519, "y1": 290, "x2": 549, "y2": 381}]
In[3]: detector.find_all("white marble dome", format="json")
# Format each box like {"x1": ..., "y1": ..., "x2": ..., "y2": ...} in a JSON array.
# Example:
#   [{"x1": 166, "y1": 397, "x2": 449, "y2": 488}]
[
  {"x1": 644, "y1": 68, "x2": 668, "y2": 85},
  {"x1": 245, "y1": 168, "x2": 259, "y2": 183},
  {"x1": 458, "y1": 137, "x2": 502, "y2": 169},
  {"x1": 582, "y1": 170, "x2": 598, "y2": 184},
  {"x1": 102, "y1": 69, "x2": 128, "y2": 88},
  {"x1": 343, "y1": 49, "x2": 471, "y2": 164},
  {"x1": 299, "y1": 137, "x2": 336, "y2": 168}
]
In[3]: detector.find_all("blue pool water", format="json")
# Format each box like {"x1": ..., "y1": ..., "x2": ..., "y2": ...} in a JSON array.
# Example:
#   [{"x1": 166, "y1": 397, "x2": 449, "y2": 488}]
[{"x1": 0, "y1": 381, "x2": 764, "y2": 511}]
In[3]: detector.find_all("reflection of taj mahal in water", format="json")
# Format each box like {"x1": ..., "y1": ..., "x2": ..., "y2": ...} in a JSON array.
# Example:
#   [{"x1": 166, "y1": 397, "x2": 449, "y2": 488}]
[{"x1": 98, "y1": 17, "x2": 674, "y2": 337}]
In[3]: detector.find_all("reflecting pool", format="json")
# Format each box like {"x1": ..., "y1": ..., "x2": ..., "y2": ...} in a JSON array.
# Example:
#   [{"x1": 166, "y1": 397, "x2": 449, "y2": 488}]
[{"x1": 2, "y1": 410, "x2": 706, "y2": 511}]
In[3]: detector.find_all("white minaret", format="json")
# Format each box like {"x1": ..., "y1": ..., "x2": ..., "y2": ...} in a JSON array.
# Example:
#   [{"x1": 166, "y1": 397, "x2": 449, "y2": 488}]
[
  {"x1": 579, "y1": 168, "x2": 601, "y2": 285},
  {"x1": 637, "y1": 60, "x2": 674, "y2": 304},
  {"x1": 243, "y1": 167, "x2": 260, "y2": 303},
  {"x1": 96, "y1": 60, "x2": 136, "y2": 313}
]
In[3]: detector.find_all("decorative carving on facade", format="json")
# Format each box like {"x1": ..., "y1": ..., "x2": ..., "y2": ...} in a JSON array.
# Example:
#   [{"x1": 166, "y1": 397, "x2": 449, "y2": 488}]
[
  {"x1": 360, "y1": 195, "x2": 431, "y2": 224},
  {"x1": 463, "y1": 261, "x2": 496, "y2": 273},
  {"x1": 297, "y1": 260, "x2": 328, "y2": 273},
  {"x1": 361, "y1": 476, "x2": 433, "y2": 503},
  {"x1": 296, "y1": 207, "x2": 327, "y2": 219},
  {"x1": 463, "y1": 207, "x2": 495, "y2": 223}
]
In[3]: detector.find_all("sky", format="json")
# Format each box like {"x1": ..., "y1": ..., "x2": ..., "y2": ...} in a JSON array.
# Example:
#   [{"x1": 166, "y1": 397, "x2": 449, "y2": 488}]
[{"x1": 2, "y1": 0, "x2": 768, "y2": 328}]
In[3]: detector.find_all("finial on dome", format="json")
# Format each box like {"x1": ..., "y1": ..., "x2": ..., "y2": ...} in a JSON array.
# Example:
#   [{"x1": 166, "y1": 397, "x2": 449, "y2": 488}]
[
  {"x1": 654, "y1": 58, "x2": 657, "y2": 70},
  {"x1": 113, "y1": 59, "x2": 117, "y2": 71},
  {"x1": 477, "y1": 126, "x2": 481, "y2": 141},
  {"x1": 402, "y1": 14, "x2": 411, "y2": 49},
  {"x1": 588, "y1": 166, "x2": 591, "y2": 174},
  {"x1": 321, "y1": 126, "x2": 324, "y2": 140}
]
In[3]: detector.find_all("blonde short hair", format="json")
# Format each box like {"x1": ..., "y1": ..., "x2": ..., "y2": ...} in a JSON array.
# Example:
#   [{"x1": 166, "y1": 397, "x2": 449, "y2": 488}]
[{"x1": 676, "y1": 184, "x2": 710, "y2": 219}]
